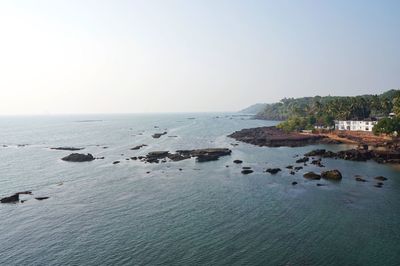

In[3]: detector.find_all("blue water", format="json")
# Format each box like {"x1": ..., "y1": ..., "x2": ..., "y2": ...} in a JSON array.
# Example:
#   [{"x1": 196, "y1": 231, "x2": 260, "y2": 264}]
[{"x1": 0, "y1": 113, "x2": 399, "y2": 266}]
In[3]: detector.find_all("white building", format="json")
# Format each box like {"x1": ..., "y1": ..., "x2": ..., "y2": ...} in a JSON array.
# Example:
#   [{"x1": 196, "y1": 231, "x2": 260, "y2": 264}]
[{"x1": 335, "y1": 120, "x2": 378, "y2": 132}]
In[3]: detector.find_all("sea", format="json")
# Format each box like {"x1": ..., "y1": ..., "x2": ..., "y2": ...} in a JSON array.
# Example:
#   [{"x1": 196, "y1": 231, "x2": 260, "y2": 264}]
[{"x1": 0, "y1": 113, "x2": 399, "y2": 266}]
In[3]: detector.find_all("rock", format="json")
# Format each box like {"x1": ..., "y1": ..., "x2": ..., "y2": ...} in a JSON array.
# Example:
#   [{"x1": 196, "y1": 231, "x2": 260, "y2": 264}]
[
  {"x1": 286, "y1": 165, "x2": 293, "y2": 169},
  {"x1": 113, "y1": 161, "x2": 120, "y2": 164},
  {"x1": 374, "y1": 176, "x2": 388, "y2": 181},
  {"x1": 21, "y1": 200, "x2": 27, "y2": 203},
  {"x1": 242, "y1": 166, "x2": 252, "y2": 170},
  {"x1": 167, "y1": 153, "x2": 188, "y2": 162},
  {"x1": 1, "y1": 193, "x2": 19, "y2": 203},
  {"x1": 62, "y1": 153, "x2": 95, "y2": 162},
  {"x1": 152, "y1": 132, "x2": 167, "y2": 138},
  {"x1": 35, "y1": 197, "x2": 49, "y2": 201},
  {"x1": 241, "y1": 169, "x2": 254, "y2": 174},
  {"x1": 179, "y1": 168, "x2": 183, "y2": 171},
  {"x1": 296, "y1": 157, "x2": 309, "y2": 163},
  {"x1": 196, "y1": 154, "x2": 220, "y2": 162},
  {"x1": 51, "y1": 147, "x2": 83, "y2": 151},
  {"x1": 290, "y1": 171, "x2": 295, "y2": 175},
  {"x1": 266, "y1": 168, "x2": 281, "y2": 174},
  {"x1": 316, "y1": 183, "x2": 326, "y2": 186},
  {"x1": 131, "y1": 144, "x2": 147, "y2": 150},
  {"x1": 377, "y1": 182, "x2": 384, "y2": 186},
  {"x1": 294, "y1": 166, "x2": 303, "y2": 171},
  {"x1": 354, "y1": 175, "x2": 367, "y2": 182},
  {"x1": 233, "y1": 160, "x2": 243, "y2": 164},
  {"x1": 292, "y1": 181, "x2": 298, "y2": 185},
  {"x1": 374, "y1": 183, "x2": 383, "y2": 188},
  {"x1": 303, "y1": 172, "x2": 321, "y2": 180},
  {"x1": 311, "y1": 159, "x2": 324, "y2": 167},
  {"x1": 15, "y1": 191, "x2": 32, "y2": 195},
  {"x1": 321, "y1": 170, "x2": 342, "y2": 181},
  {"x1": 228, "y1": 126, "x2": 329, "y2": 147},
  {"x1": 304, "y1": 149, "x2": 326, "y2": 157}
]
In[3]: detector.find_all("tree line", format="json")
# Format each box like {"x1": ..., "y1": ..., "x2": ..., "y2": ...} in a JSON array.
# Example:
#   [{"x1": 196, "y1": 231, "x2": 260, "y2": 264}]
[{"x1": 254, "y1": 90, "x2": 400, "y2": 134}]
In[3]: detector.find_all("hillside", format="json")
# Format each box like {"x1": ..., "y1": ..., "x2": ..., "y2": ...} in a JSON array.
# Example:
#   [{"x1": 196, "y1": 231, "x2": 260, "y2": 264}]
[{"x1": 240, "y1": 103, "x2": 267, "y2": 114}]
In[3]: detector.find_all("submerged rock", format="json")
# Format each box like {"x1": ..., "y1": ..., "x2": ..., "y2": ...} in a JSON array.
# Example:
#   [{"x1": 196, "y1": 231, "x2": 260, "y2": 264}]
[
  {"x1": 113, "y1": 161, "x2": 120, "y2": 164},
  {"x1": 374, "y1": 176, "x2": 388, "y2": 181},
  {"x1": 233, "y1": 160, "x2": 243, "y2": 164},
  {"x1": 321, "y1": 170, "x2": 342, "y2": 181},
  {"x1": 62, "y1": 153, "x2": 95, "y2": 162},
  {"x1": 292, "y1": 181, "x2": 298, "y2": 185},
  {"x1": 355, "y1": 175, "x2": 367, "y2": 182}
]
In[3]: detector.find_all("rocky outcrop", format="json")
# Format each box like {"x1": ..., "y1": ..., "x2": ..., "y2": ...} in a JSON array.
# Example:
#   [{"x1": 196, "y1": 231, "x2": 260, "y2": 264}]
[
  {"x1": 303, "y1": 172, "x2": 321, "y2": 180},
  {"x1": 304, "y1": 149, "x2": 326, "y2": 156},
  {"x1": 51, "y1": 147, "x2": 83, "y2": 151},
  {"x1": 1, "y1": 193, "x2": 19, "y2": 203},
  {"x1": 152, "y1": 132, "x2": 167, "y2": 138},
  {"x1": 296, "y1": 157, "x2": 309, "y2": 163},
  {"x1": 266, "y1": 168, "x2": 281, "y2": 174},
  {"x1": 241, "y1": 169, "x2": 253, "y2": 174},
  {"x1": 141, "y1": 148, "x2": 232, "y2": 163},
  {"x1": 228, "y1": 126, "x2": 330, "y2": 147},
  {"x1": 131, "y1": 144, "x2": 147, "y2": 150},
  {"x1": 321, "y1": 170, "x2": 342, "y2": 181},
  {"x1": 304, "y1": 148, "x2": 400, "y2": 164},
  {"x1": 62, "y1": 153, "x2": 95, "y2": 162}
]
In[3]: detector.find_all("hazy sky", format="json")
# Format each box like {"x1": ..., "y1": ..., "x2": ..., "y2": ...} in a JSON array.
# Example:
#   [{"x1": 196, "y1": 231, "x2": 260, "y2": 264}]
[{"x1": 0, "y1": 0, "x2": 399, "y2": 115}]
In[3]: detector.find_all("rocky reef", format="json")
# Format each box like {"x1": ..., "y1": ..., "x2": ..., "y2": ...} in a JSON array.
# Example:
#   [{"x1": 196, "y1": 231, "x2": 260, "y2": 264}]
[{"x1": 228, "y1": 126, "x2": 339, "y2": 147}]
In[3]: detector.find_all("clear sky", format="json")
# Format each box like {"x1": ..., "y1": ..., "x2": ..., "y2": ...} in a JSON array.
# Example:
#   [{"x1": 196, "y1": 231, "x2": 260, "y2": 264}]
[{"x1": 0, "y1": 0, "x2": 399, "y2": 115}]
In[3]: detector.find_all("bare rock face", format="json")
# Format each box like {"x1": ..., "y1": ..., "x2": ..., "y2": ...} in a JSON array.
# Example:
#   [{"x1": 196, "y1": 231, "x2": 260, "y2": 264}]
[
  {"x1": 62, "y1": 153, "x2": 95, "y2": 162},
  {"x1": 321, "y1": 170, "x2": 342, "y2": 181}
]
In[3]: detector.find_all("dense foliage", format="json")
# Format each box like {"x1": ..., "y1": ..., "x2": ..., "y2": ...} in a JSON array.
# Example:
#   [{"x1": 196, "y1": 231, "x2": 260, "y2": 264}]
[
  {"x1": 256, "y1": 90, "x2": 400, "y2": 122},
  {"x1": 372, "y1": 117, "x2": 400, "y2": 136},
  {"x1": 255, "y1": 90, "x2": 400, "y2": 132}
]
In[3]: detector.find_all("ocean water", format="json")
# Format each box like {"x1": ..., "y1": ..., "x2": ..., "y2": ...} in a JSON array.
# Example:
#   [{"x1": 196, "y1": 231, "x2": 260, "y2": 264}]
[{"x1": 0, "y1": 113, "x2": 399, "y2": 266}]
